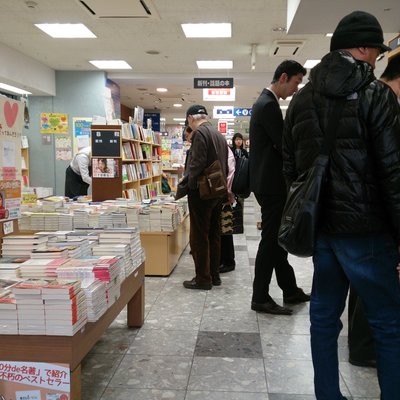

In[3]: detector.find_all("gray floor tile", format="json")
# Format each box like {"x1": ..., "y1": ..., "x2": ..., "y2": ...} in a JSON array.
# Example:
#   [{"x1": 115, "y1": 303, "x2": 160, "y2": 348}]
[
  {"x1": 128, "y1": 329, "x2": 198, "y2": 356},
  {"x1": 108, "y1": 354, "x2": 192, "y2": 389},
  {"x1": 261, "y1": 333, "x2": 311, "y2": 360},
  {"x1": 188, "y1": 356, "x2": 267, "y2": 392},
  {"x1": 186, "y1": 391, "x2": 269, "y2": 400},
  {"x1": 195, "y1": 331, "x2": 263, "y2": 358},
  {"x1": 81, "y1": 352, "x2": 123, "y2": 387},
  {"x1": 101, "y1": 388, "x2": 186, "y2": 399},
  {"x1": 258, "y1": 314, "x2": 311, "y2": 335},
  {"x1": 90, "y1": 325, "x2": 139, "y2": 354},
  {"x1": 82, "y1": 384, "x2": 107, "y2": 400},
  {"x1": 268, "y1": 395, "x2": 315, "y2": 400},
  {"x1": 200, "y1": 309, "x2": 259, "y2": 332}
]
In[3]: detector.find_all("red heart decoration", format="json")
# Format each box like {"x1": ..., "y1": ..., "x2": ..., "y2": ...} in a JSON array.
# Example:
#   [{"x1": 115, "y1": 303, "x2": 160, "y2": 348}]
[{"x1": 4, "y1": 101, "x2": 19, "y2": 128}]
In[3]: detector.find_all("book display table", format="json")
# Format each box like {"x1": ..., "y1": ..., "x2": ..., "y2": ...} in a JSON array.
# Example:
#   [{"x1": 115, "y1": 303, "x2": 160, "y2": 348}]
[
  {"x1": 140, "y1": 213, "x2": 190, "y2": 276},
  {"x1": 0, "y1": 262, "x2": 145, "y2": 400}
]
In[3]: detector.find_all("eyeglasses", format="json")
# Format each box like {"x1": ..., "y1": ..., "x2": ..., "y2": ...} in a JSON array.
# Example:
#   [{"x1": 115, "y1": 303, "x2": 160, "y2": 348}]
[{"x1": 377, "y1": 53, "x2": 385, "y2": 62}]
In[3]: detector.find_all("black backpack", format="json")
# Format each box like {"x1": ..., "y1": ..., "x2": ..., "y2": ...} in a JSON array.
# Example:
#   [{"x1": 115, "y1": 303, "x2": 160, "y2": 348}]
[{"x1": 232, "y1": 156, "x2": 250, "y2": 198}]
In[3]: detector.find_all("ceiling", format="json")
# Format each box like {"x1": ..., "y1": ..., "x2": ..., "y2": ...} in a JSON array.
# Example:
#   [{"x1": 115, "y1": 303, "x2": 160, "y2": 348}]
[{"x1": 0, "y1": 0, "x2": 399, "y2": 130}]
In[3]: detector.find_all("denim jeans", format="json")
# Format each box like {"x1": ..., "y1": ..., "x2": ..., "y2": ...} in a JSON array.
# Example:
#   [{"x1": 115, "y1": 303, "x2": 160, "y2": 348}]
[{"x1": 311, "y1": 234, "x2": 400, "y2": 400}]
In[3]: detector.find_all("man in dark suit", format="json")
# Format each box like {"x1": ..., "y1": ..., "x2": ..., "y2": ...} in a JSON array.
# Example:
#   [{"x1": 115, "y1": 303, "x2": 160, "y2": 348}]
[{"x1": 249, "y1": 60, "x2": 309, "y2": 315}]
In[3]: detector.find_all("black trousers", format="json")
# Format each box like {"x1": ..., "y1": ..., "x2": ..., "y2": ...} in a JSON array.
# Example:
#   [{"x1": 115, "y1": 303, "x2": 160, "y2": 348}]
[
  {"x1": 65, "y1": 166, "x2": 89, "y2": 198},
  {"x1": 252, "y1": 193, "x2": 298, "y2": 303},
  {"x1": 188, "y1": 189, "x2": 222, "y2": 284},
  {"x1": 220, "y1": 234, "x2": 235, "y2": 266},
  {"x1": 348, "y1": 286, "x2": 376, "y2": 362}
]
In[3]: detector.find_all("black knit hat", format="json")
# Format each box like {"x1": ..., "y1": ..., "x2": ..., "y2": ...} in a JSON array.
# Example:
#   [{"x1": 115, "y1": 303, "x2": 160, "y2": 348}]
[{"x1": 330, "y1": 11, "x2": 390, "y2": 53}]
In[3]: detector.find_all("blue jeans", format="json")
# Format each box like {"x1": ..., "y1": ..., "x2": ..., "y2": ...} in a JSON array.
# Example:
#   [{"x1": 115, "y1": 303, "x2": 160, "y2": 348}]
[{"x1": 311, "y1": 234, "x2": 400, "y2": 400}]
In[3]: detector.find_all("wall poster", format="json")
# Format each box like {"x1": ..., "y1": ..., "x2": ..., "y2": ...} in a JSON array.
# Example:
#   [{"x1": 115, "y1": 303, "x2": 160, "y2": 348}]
[
  {"x1": 92, "y1": 158, "x2": 119, "y2": 178},
  {"x1": 40, "y1": 113, "x2": 68, "y2": 134},
  {"x1": 72, "y1": 117, "x2": 92, "y2": 155}
]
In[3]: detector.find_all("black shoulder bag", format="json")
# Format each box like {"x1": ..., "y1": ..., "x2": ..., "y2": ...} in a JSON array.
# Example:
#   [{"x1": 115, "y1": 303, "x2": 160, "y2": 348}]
[{"x1": 278, "y1": 98, "x2": 345, "y2": 257}]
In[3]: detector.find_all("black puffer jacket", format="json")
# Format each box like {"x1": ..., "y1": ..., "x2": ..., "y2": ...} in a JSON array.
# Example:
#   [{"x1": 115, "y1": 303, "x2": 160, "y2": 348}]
[{"x1": 283, "y1": 50, "x2": 400, "y2": 240}]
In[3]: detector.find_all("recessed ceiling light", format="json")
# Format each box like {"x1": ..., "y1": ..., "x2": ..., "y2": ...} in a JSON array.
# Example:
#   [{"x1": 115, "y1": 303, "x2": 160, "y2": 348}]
[
  {"x1": 181, "y1": 23, "x2": 232, "y2": 38},
  {"x1": 173, "y1": 104, "x2": 183, "y2": 108},
  {"x1": 196, "y1": 60, "x2": 233, "y2": 69},
  {"x1": 303, "y1": 59, "x2": 321, "y2": 69},
  {"x1": 0, "y1": 82, "x2": 32, "y2": 95},
  {"x1": 89, "y1": 60, "x2": 132, "y2": 70},
  {"x1": 325, "y1": 33, "x2": 333, "y2": 37},
  {"x1": 173, "y1": 118, "x2": 186, "y2": 121},
  {"x1": 35, "y1": 23, "x2": 96, "y2": 38},
  {"x1": 156, "y1": 88, "x2": 168, "y2": 92},
  {"x1": 160, "y1": 117, "x2": 166, "y2": 121}
]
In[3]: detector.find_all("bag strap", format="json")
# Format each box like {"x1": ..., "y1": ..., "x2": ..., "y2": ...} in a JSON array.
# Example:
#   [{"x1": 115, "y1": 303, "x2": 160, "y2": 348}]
[{"x1": 315, "y1": 96, "x2": 346, "y2": 156}]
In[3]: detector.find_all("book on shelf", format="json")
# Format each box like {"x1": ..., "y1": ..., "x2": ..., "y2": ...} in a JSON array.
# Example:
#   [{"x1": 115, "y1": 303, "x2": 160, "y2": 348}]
[{"x1": 21, "y1": 135, "x2": 29, "y2": 149}]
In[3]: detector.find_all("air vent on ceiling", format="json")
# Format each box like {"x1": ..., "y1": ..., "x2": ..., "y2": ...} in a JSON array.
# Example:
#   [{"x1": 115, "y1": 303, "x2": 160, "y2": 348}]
[
  {"x1": 79, "y1": 0, "x2": 159, "y2": 19},
  {"x1": 270, "y1": 40, "x2": 304, "y2": 57}
]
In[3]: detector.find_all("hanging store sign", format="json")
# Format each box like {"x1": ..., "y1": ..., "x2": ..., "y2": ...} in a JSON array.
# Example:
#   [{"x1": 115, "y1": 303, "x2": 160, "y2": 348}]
[
  {"x1": 203, "y1": 88, "x2": 236, "y2": 102},
  {"x1": 213, "y1": 106, "x2": 234, "y2": 119},
  {"x1": 234, "y1": 108, "x2": 252, "y2": 117},
  {"x1": 194, "y1": 78, "x2": 234, "y2": 89}
]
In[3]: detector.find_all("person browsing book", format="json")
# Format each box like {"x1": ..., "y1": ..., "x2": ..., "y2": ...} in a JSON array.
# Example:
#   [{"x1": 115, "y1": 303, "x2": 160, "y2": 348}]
[{"x1": 65, "y1": 146, "x2": 92, "y2": 198}]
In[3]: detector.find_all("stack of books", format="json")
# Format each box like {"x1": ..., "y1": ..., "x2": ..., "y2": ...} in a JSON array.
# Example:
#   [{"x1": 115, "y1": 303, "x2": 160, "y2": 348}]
[
  {"x1": 161, "y1": 203, "x2": 180, "y2": 232},
  {"x1": 1, "y1": 235, "x2": 48, "y2": 258},
  {"x1": 149, "y1": 205, "x2": 162, "y2": 231},
  {"x1": 73, "y1": 210, "x2": 90, "y2": 229},
  {"x1": 41, "y1": 279, "x2": 87, "y2": 336},
  {"x1": 92, "y1": 244, "x2": 129, "y2": 280},
  {"x1": 41, "y1": 196, "x2": 65, "y2": 212},
  {"x1": 80, "y1": 278, "x2": 107, "y2": 322},
  {"x1": 0, "y1": 291, "x2": 18, "y2": 334},
  {"x1": 11, "y1": 279, "x2": 51, "y2": 335},
  {"x1": 0, "y1": 257, "x2": 26, "y2": 278},
  {"x1": 19, "y1": 258, "x2": 69, "y2": 279},
  {"x1": 59, "y1": 213, "x2": 74, "y2": 231},
  {"x1": 30, "y1": 213, "x2": 46, "y2": 231},
  {"x1": 30, "y1": 246, "x2": 69, "y2": 259}
]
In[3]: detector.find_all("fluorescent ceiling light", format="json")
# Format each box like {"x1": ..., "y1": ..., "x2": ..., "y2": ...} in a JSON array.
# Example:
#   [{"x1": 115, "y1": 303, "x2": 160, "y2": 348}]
[
  {"x1": 197, "y1": 60, "x2": 233, "y2": 69},
  {"x1": 173, "y1": 118, "x2": 186, "y2": 121},
  {"x1": 35, "y1": 23, "x2": 96, "y2": 38},
  {"x1": 181, "y1": 23, "x2": 231, "y2": 38},
  {"x1": 89, "y1": 60, "x2": 132, "y2": 70},
  {"x1": 179, "y1": 122, "x2": 185, "y2": 125},
  {"x1": 160, "y1": 117, "x2": 166, "y2": 121},
  {"x1": 173, "y1": 104, "x2": 183, "y2": 108},
  {"x1": 326, "y1": 33, "x2": 333, "y2": 37},
  {"x1": 156, "y1": 88, "x2": 168, "y2": 92},
  {"x1": 303, "y1": 59, "x2": 320, "y2": 69},
  {"x1": 0, "y1": 82, "x2": 31, "y2": 95}
]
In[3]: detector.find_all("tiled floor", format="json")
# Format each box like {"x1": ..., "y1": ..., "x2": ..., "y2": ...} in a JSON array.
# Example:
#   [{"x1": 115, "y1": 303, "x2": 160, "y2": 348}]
[{"x1": 82, "y1": 196, "x2": 380, "y2": 399}]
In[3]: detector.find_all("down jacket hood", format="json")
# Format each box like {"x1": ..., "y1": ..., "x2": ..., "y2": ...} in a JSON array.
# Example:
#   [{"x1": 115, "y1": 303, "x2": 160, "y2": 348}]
[{"x1": 309, "y1": 50, "x2": 375, "y2": 98}]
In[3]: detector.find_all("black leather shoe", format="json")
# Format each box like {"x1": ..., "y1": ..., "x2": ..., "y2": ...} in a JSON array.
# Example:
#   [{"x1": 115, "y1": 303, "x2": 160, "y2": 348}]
[
  {"x1": 349, "y1": 358, "x2": 376, "y2": 368},
  {"x1": 251, "y1": 300, "x2": 293, "y2": 315},
  {"x1": 183, "y1": 278, "x2": 212, "y2": 290},
  {"x1": 219, "y1": 264, "x2": 235, "y2": 273},
  {"x1": 283, "y1": 288, "x2": 311, "y2": 304},
  {"x1": 212, "y1": 277, "x2": 221, "y2": 286}
]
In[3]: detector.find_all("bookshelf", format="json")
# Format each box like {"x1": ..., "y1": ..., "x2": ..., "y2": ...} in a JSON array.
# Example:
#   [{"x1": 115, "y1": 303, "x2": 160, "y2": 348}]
[
  {"x1": 121, "y1": 122, "x2": 162, "y2": 201},
  {"x1": 21, "y1": 135, "x2": 29, "y2": 188}
]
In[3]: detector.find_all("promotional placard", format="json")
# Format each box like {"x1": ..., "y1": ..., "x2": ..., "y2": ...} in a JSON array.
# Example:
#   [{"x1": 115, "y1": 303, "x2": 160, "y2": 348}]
[{"x1": 0, "y1": 361, "x2": 70, "y2": 399}]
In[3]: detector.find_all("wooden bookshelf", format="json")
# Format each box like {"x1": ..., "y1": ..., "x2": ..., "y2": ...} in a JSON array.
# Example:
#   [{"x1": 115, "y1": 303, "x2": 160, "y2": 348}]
[
  {"x1": 21, "y1": 136, "x2": 29, "y2": 188},
  {"x1": 0, "y1": 262, "x2": 145, "y2": 400},
  {"x1": 121, "y1": 122, "x2": 162, "y2": 201}
]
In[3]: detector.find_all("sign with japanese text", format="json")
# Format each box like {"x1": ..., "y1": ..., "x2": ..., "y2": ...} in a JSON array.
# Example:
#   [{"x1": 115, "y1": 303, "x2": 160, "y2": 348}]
[
  {"x1": 213, "y1": 106, "x2": 234, "y2": 119},
  {"x1": 0, "y1": 361, "x2": 70, "y2": 399},
  {"x1": 40, "y1": 113, "x2": 69, "y2": 134},
  {"x1": 218, "y1": 120, "x2": 228, "y2": 135},
  {"x1": 0, "y1": 96, "x2": 23, "y2": 182},
  {"x1": 91, "y1": 128, "x2": 121, "y2": 157},
  {"x1": 203, "y1": 88, "x2": 235, "y2": 101},
  {"x1": 234, "y1": 108, "x2": 252, "y2": 117},
  {"x1": 0, "y1": 179, "x2": 21, "y2": 220},
  {"x1": 73, "y1": 117, "x2": 92, "y2": 155},
  {"x1": 194, "y1": 78, "x2": 234, "y2": 89}
]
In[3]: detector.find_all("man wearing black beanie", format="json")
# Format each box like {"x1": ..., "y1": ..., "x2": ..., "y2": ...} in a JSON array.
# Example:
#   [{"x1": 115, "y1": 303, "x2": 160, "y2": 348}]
[{"x1": 282, "y1": 10, "x2": 400, "y2": 400}]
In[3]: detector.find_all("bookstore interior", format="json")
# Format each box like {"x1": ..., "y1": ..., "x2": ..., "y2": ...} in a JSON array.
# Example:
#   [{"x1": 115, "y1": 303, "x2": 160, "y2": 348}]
[{"x1": 0, "y1": 1, "x2": 399, "y2": 399}]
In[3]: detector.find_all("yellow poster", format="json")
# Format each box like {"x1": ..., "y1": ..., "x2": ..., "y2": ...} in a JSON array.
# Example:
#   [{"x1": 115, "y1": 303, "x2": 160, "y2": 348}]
[{"x1": 40, "y1": 113, "x2": 68, "y2": 134}]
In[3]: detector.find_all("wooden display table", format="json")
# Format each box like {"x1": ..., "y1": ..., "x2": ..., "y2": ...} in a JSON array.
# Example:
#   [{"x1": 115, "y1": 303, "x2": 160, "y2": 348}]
[
  {"x1": 140, "y1": 213, "x2": 190, "y2": 276},
  {"x1": 0, "y1": 263, "x2": 145, "y2": 400}
]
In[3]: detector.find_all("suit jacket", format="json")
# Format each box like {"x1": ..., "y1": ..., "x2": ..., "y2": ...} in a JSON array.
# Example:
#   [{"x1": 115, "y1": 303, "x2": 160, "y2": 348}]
[{"x1": 249, "y1": 88, "x2": 286, "y2": 196}]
